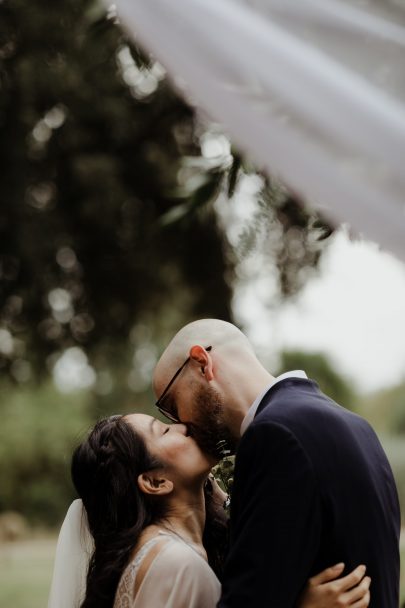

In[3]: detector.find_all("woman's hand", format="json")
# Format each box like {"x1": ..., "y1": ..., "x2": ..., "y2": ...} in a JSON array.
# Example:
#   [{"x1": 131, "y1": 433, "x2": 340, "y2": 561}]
[{"x1": 298, "y1": 563, "x2": 371, "y2": 608}]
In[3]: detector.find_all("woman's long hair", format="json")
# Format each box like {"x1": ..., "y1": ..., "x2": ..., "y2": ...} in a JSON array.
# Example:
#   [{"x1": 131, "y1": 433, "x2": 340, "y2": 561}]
[
  {"x1": 71, "y1": 415, "x2": 166, "y2": 608},
  {"x1": 203, "y1": 478, "x2": 230, "y2": 580},
  {"x1": 72, "y1": 415, "x2": 230, "y2": 608}
]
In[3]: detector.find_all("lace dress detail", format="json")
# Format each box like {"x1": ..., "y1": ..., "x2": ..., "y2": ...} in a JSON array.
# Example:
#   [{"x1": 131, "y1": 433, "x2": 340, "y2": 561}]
[
  {"x1": 113, "y1": 531, "x2": 221, "y2": 608},
  {"x1": 113, "y1": 535, "x2": 165, "y2": 608}
]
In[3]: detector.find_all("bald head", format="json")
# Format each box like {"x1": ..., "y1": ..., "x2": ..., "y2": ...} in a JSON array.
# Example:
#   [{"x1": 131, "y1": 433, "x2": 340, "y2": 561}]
[
  {"x1": 153, "y1": 319, "x2": 274, "y2": 446},
  {"x1": 153, "y1": 319, "x2": 253, "y2": 394}
]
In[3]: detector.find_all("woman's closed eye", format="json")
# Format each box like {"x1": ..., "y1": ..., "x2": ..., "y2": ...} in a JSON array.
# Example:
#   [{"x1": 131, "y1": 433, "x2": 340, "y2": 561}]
[{"x1": 163, "y1": 427, "x2": 170, "y2": 435}]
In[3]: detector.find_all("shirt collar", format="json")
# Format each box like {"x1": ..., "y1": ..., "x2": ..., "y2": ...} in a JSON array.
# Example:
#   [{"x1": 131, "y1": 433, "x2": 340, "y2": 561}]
[{"x1": 240, "y1": 370, "x2": 308, "y2": 436}]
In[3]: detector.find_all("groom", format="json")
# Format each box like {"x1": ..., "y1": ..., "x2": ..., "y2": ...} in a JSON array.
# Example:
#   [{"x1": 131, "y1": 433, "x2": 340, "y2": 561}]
[{"x1": 153, "y1": 319, "x2": 400, "y2": 607}]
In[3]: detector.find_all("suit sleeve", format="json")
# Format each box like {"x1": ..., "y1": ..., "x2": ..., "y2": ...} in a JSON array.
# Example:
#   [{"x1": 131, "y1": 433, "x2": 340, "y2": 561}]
[{"x1": 218, "y1": 421, "x2": 322, "y2": 608}]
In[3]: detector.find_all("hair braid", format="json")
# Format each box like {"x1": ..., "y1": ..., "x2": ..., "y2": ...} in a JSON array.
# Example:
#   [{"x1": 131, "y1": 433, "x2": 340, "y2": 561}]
[{"x1": 71, "y1": 417, "x2": 164, "y2": 608}]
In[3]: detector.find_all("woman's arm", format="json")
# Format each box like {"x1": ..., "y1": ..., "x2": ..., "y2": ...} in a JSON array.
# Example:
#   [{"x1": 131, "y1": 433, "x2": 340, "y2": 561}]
[{"x1": 298, "y1": 563, "x2": 371, "y2": 608}]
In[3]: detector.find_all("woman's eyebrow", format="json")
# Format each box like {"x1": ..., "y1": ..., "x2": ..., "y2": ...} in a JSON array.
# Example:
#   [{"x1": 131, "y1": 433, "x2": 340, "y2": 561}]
[{"x1": 149, "y1": 418, "x2": 156, "y2": 433}]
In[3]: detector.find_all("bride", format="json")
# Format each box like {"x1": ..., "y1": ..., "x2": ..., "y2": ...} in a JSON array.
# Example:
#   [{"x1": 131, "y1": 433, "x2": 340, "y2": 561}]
[{"x1": 49, "y1": 413, "x2": 371, "y2": 608}]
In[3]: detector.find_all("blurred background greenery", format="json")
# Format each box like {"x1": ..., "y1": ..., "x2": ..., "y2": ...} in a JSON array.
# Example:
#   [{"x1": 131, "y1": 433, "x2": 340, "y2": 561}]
[{"x1": 0, "y1": 0, "x2": 403, "y2": 606}]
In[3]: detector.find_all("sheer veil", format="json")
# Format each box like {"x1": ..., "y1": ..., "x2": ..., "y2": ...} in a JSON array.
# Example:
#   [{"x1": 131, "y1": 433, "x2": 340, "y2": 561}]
[
  {"x1": 111, "y1": 0, "x2": 405, "y2": 262},
  {"x1": 47, "y1": 500, "x2": 93, "y2": 608}
]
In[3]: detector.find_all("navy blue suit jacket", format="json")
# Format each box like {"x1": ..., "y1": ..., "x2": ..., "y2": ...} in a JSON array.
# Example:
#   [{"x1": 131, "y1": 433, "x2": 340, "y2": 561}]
[{"x1": 218, "y1": 378, "x2": 401, "y2": 607}]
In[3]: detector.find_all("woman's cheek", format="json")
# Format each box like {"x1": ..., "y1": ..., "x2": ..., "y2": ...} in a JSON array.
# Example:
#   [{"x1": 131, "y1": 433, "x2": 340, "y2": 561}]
[{"x1": 163, "y1": 437, "x2": 189, "y2": 462}]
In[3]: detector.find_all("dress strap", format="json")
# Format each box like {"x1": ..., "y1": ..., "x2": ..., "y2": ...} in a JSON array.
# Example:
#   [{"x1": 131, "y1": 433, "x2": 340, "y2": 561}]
[
  {"x1": 128, "y1": 535, "x2": 167, "y2": 578},
  {"x1": 114, "y1": 535, "x2": 172, "y2": 608}
]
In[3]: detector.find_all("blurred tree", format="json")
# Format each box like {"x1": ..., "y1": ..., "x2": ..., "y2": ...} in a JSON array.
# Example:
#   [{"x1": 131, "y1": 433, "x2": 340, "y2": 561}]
[
  {"x1": 0, "y1": 382, "x2": 92, "y2": 523},
  {"x1": 237, "y1": 178, "x2": 333, "y2": 298},
  {"x1": 383, "y1": 386, "x2": 405, "y2": 435},
  {"x1": 278, "y1": 350, "x2": 356, "y2": 409},
  {"x1": 0, "y1": 0, "x2": 234, "y2": 383},
  {"x1": 0, "y1": 0, "x2": 333, "y2": 386},
  {"x1": 359, "y1": 381, "x2": 405, "y2": 435}
]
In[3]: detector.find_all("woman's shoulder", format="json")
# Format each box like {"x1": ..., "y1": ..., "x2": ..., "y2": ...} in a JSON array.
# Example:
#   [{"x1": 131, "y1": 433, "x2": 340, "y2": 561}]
[
  {"x1": 134, "y1": 535, "x2": 221, "y2": 607},
  {"x1": 154, "y1": 534, "x2": 210, "y2": 569},
  {"x1": 147, "y1": 534, "x2": 220, "y2": 588},
  {"x1": 121, "y1": 531, "x2": 217, "y2": 591}
]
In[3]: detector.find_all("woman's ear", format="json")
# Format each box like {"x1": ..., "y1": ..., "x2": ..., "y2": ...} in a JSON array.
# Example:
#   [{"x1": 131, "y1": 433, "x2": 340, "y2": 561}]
[
  {"x1": 189, "y1": 345, "x2": 214, "y2": 381},
  {"x1": 137, "y1": 472, "x2": 174, "y2": 496}
]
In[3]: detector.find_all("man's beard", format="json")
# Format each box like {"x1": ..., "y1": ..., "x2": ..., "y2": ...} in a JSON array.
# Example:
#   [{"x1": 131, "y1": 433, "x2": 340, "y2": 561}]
[{"x1": 186, "y1": 385, "x2": 237, "y2": 460}]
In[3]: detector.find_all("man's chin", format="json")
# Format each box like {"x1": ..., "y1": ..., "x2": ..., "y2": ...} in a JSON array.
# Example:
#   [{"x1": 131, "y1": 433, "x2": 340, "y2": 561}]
[{"x1": 185, "y1": 384, "x2": 237, "y2": 458}]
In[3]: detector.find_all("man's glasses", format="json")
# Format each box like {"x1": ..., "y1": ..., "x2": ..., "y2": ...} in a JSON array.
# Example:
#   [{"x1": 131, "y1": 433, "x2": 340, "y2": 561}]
[{"x1": 155, "y1": 346, "x2": 212, "y2": 423}]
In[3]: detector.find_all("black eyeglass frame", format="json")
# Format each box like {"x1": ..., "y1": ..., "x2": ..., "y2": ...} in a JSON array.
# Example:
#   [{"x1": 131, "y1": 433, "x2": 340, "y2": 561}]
[{"x1": 155, "y1": 346, "x2": 212, "y2": 422}]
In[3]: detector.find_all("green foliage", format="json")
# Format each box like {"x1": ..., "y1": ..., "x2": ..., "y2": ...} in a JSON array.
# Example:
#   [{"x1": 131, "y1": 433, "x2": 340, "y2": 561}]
[
  {"x1": 0, "y1": 0, "x2": 234, "y2": 383},
  {"x1": 380, "y1": 435, "x2": 405, "y2": 526},
  {"x1": 0, "y1": 382, "x2": 93, "y2": 523},
  {"x1": 278, "y1": 350, "x2": 356, "y2": 409},
  {"x1": 359, "y1": 381, "x2": 405, "y2": 435},
  {"x1": 237, "y1": 180, "x2": 333, "y2": 298},
  {"x1": 0, "y1": 0, "x2": 335, "y2": 387},
  {"x1": 0, "y1": 375, "x2": 164, "y2": 525},
  {"x1": 212, "y1": 457, "x2": 234, "y2": 494}
]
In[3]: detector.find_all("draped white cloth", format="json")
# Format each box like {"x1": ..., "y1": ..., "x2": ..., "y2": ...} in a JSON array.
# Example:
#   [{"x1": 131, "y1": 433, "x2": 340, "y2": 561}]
[
  {"x1": 111, "y1": 0, "x2": 405, "y2": 262},
  {"x1": 47, "y1": 500, "x2": 93, "y2": 608}
]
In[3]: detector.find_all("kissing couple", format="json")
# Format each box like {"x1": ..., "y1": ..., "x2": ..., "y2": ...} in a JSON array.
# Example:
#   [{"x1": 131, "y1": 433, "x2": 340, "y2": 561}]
[{"x1": 48, "y1": 319, "x2": 400, "y2": 607}]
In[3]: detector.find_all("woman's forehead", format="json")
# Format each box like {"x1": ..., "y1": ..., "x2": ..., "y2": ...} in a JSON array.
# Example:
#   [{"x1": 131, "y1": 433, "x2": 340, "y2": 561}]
[{"x1": 124, "y1": 412, "x2": 155, "y2": 430}]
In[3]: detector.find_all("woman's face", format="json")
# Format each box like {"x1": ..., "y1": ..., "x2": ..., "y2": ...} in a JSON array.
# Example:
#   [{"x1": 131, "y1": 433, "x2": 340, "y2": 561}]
[{"x1": 125, "y1": 413, "x2": 216, "y2": 485}]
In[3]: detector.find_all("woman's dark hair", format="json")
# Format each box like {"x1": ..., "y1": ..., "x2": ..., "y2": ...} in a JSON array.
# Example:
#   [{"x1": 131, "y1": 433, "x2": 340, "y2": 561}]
[
  {"x1": 72, "y1": 415, "x2": 230, "y2": 608},
  {"x1": 203, "y1": 479, "x2": 230, "y2": 580},
  {"x1": 71, "y1": 415, "x2": 165, "y2": 608}
]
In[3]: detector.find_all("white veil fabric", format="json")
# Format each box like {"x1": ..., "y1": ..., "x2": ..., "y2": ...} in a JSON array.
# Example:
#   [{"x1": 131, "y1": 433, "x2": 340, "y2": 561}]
[
  {"x1": 111, "y1": 0, "x2": 405, "y2": 262},
  {"x1": 47, "y1": 499, "x2": 93, "y2": 608}
]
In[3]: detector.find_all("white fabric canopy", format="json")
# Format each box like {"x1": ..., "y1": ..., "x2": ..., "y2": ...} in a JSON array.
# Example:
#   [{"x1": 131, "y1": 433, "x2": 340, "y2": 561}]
[{"x1": 111, "y1": 0, "x2": 405, "y2": 262}]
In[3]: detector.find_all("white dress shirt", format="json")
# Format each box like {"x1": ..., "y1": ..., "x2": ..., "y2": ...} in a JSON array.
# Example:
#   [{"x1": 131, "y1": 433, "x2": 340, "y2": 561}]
[{"x1": 240, "y1": 370, "x2": 308, "y2": 436}]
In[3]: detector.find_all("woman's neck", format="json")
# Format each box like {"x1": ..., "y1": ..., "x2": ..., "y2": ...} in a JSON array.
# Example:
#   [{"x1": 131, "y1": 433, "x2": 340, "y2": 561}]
[{"x1": 160, "y1": 484, "x2": 206, "y2": 546}]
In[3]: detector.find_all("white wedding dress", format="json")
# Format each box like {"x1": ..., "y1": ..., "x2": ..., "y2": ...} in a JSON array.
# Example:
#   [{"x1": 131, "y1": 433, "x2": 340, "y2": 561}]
[
  {"x1": 48, "y1": 500, "x2": 221, "y2": 608},
  {"x1": 113, "y1": 531, "x2": 220, "y2": 608}
]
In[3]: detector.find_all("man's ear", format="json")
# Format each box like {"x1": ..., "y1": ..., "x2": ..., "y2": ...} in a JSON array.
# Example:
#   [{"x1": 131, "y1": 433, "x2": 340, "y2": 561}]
[
  {"x1": 189, "y1": 345, "x2": 214, "y2": 381},
  {"x1": 137, "y1": 472, "x2": 174, "y2": 496}
]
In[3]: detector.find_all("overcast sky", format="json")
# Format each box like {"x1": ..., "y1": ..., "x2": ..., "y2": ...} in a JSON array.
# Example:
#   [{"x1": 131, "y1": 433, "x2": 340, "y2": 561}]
[
  {"x1": 234, "y1": 229, "x2": 405, "y2": 395},
  {"x1": 217, "y1": 175, "x2": 405, "y2": 395}
]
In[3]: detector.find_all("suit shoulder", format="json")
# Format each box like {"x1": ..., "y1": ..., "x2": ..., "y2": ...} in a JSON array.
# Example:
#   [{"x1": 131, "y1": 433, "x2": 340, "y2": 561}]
[
  {"x1": 256, "y1": 379, "x2": 366, "y2": 431},
  {"x1": 250, "y1": 380, "x2": 383, "y2": 465}
]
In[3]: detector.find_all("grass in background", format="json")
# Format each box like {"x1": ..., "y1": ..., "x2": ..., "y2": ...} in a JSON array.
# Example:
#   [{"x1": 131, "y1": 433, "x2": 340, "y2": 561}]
[
  {"x1": 401, "y1": 535, "x2": 405, "y2": 606},
  {"x1": 0, "y1": 537, "x2": 56, "y2": 608},
  {"x1": 0, "y1": 535, "x2": 403, "y2": 608}
]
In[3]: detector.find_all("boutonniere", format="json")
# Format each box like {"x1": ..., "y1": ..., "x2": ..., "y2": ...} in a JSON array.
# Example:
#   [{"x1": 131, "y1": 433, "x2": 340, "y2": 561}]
[{"x1": 212, "y1": 456, "x2": 235, "y2": 512}]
